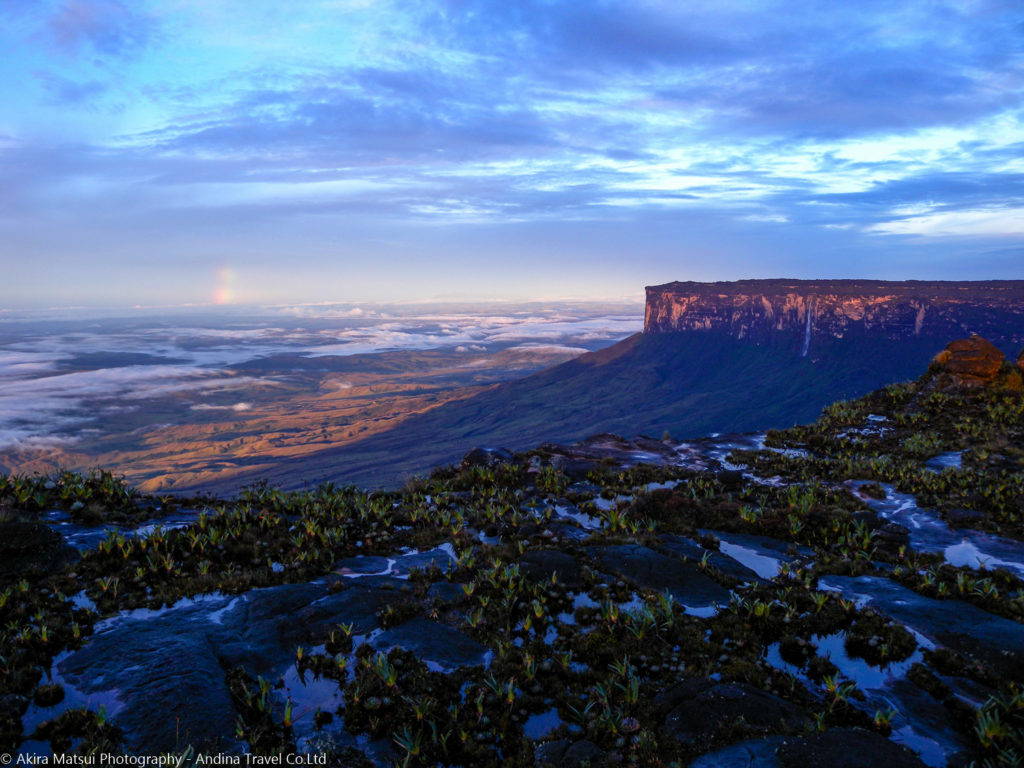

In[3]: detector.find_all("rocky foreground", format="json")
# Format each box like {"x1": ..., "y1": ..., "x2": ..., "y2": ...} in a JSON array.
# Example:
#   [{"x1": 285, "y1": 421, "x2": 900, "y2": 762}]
[{"x1": 1, "y1": 337, "x2": 1024, "y2": 766}]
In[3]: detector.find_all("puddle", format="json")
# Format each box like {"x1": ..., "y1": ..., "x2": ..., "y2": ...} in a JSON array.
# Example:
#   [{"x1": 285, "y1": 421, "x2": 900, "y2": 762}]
[
  {"x1": 717, "y1": 539, "x2": 781, "y2": 580},
  {"x1": 46, "y1": 510, "x2": 204, "y2": 551},
  {"x1": 764, "y1": 631, "x2": 959, "y2": 768},
  {"x1": 523, "y1": 707, "x2": 563, "y2": 740},
  {"x1": 281, "y1": 655, "x2": 345, "y2": 738},
  {"x1": 681, "y1": 604, "x2": 719, "y2": 618},
  {"x1": 924, "y1": 452, "x2": 962, "y2": 473},
  {"x1": 848, "y1": 480, "x2": 1024, "y2": 576},
  {"x1": 644, "y1": 480, "x2": 680, "y2": 492},
  {"x1": 94, "y1": 591, "x2": 233, "y2": 630},
  {"x1": 591, "y1": 495, "x2": 632, "y2": 513},
  {"x1": 553, "y1": 504, "x2": 603, "y2": 531},
  {"x1": 19, "y1": 650, "x2": 125, "y2": 756},
  {"x1": 335, "y1": 546, "x2": 457, "y2": 580}
]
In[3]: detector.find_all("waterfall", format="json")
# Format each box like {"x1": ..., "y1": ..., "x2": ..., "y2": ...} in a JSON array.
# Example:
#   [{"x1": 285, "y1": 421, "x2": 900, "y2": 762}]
[{"x1": 801, "y1": 303, "x2": 813, "y2": 357}]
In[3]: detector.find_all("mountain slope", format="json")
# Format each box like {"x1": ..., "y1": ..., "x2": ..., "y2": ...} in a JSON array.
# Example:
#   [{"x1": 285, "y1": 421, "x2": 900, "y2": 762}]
[
  {"x1": 201, "y1": 331, "x2": 959, "y2": 490},
  {"x1": 181, "y1": 279, "x2": 1024, "y2": 492}
]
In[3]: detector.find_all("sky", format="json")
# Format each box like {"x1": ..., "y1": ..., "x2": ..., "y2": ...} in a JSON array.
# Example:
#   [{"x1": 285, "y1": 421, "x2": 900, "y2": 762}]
[{"x1": 1, "y1": 0, "x2": 1022, "y2": 308}]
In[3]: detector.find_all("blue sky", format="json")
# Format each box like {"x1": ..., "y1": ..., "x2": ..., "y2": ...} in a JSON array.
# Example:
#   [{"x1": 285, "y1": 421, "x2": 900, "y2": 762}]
[{"x1": 1, "y1": 0, "x2": 1022, "y2": 308}]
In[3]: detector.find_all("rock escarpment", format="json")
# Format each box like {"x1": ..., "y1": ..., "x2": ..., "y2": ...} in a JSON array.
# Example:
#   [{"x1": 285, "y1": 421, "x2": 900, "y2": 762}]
[{"x1": 644, "y1": 280, "x2": 1024, "y2": 355}]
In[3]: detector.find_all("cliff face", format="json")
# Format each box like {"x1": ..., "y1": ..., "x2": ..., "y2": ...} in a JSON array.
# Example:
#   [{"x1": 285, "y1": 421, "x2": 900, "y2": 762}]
[{"x1": 645, "y1": 280, "x2": 1024, "y2": 353}]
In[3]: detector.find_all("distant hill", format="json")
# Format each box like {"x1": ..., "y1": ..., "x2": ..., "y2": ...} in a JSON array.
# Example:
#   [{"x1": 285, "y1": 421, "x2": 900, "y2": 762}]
[{"x1": 189, "y1": 279, "x2": 1024, "y2": 492}]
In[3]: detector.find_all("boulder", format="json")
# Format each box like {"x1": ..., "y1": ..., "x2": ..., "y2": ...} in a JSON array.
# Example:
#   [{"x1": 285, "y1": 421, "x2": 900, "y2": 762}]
[
  {"x1": 777, "y1": 727, "x2": 927, "y2": 768},
  {"x1": 57, "y1": 595, "x2": 243, "y2": 754},
  {"x1": 519, "y1": 549, "x2": 580, "y2": 586},
  {"x1": 54, "y1": 578, "x2": 408, "y2": 752},
  {"x1": 656, "y1": 679, "x2": 807, "y2": 747},
  {"x1": 426, "y1": 581, "x2": 466, "y2": 604},
  {"x1": 460, "y1": 447, "x2": 513, "y2": 469},
  {"x1": 931, "y1": 335, "x2": 1004, "y2": 387},
  {"x1": 656, "y1": 535, "x2": 760, "y2": 582},
  {"x1": 371, "y1": 617, "x2": 490, "y2": 670},
  {"x1": 548, "y1": 455, "x2": 601, "y2": 480},
  {"x1": 535, "y1": 738, "x2": 608, "y2": 767},
  {"x1": 689, "y1": 736, "x2": 785, "y2": 768},
  {"x1": 0, "y1": 521, "x2": 80, "y2": 582},
  {"x1": 561, "y1": 740, "x2": 607, "y2": 767},
  {"x1": 586, "y1": 545, "x2": 731, "y2": 610},
  {"x1": 945, "y1": 508, "x2": 985, "y2": 528}
]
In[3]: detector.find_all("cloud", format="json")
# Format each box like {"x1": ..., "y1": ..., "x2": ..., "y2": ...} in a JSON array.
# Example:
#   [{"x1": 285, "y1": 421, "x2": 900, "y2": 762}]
[
  {"x1": 0, "y1": 363, "x2": 256, "y2": 449},
  {"x1": 869, "y1": 207, "x2": 1024, "y2": 237},
  {"x1": 507, "y1": 343, "x2": 591, "y2": 355},
  {"x1": 47, "y1": 0, "x2": 153, "y2": 57},
  {"x1": 36, "y1": 72, "x2": 109, "y2": 104},
  {"x1": 2, "y1": 0, "x2": 1023, "y2": 306},
  {"x1": 190, "y1": 402, "x2": 253, "y2": 411},
  {"x1": 0, "y1": 306, "x2": 642, "y2": 448}
]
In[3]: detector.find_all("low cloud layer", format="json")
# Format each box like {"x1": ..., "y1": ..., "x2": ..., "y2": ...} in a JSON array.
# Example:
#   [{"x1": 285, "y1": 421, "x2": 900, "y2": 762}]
[{"x1": 0, "y1": 304, "x2": 641, "y2": 449}]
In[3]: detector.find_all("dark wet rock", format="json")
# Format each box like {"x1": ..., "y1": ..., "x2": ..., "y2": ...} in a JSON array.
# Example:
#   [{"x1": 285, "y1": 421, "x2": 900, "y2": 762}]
[
  {"x1": 824, "y1": 575, "x2": 1024, "y2": 678},
  {"x1": 945, "y1": 508, "x2": 985, "y2": 528},
  {"x1": 567, "y1": 481, "x2": 603, "y2": 496},
  {"x1": 716, "y1": 469, "x2": 745, "y2": 489},
  {"x1": 535, "y1": 739, "x2": 571, "y2": 766},
  {"x1": 633, "y1": 435, "x2": 680, "y2": 456},
  {"x1": 536, "y1": 738, "x2": 608, "y2": 767},
  {"x1": 561, "y1": 739, "x2": 607, "y2": 767},
  {"x1": 59, "y1": 598, "x2": 241, "y2": 753},
  {"x1": 777, "y1": 727, "x2": 927, "y2": 768},
  {"x1": 883, "y1": 677, "x2": 973, "y2": 760},
  {"x1": 33, "y1": 683, "x2": 64, "y2": 708},
  {"x1": 877, "y1": 521, "x2": 911, "y2": 545},
  {"x1": 272, "y1": 580, "x2": 406, "y2": 650},
  {"x1": 657, "y1": 679, "x2": 807, "y2": 747},
  {"x1": 53, "y1": 578, "x2": 410, "y2": 752},
  {"x1": 460, "y1": 446, "x2": 513, "y2": 469},
  {"x1": 656, "y1": 535, "x2": 760, "y2": 582},
  {"x1": 587, "y1": 545, "x2": 730, "y2": 608},
  {"x1": 541, "y1": 433, "x2": 679, "y2": 479},
  {"x1": 0, "y1": 694, "x2": 29, "y2": 721},
  {"x1": 333, "y1": 555, "x2": 392, "y2": 575},
  {"x1": 931, "y1": 335, "x2": 1004, "y2": 387},
  {"x1": 371, "y1": 617, "x2": 489, "y2": 670},
  {"x1": 688, "y1": 736, "x2": 784, "y2": 768},
  {"x1": 548, "y1": 456, "x2": 601, "y2": 480},
  {"x1": 0, "y1": 694, "x2": 27, "y2": 744},
  {"x1": 0, "y1": 521, "x2": 80, "y2": 581},
  {"x1": 519, "y1": 549, "x2": 580, "y2": 586},
  {"x1": 426, "y1": 581, "x2": 466, "y2": 604},
  {"x1": 391, "y1": 548, "x2": 455, "y2": 576},
  {"x1": 332, "y1": 549, "x2": 453, "y2": 579},
  {"x1": 548, "y1": 520, "x2": 590, "y2": 542}
]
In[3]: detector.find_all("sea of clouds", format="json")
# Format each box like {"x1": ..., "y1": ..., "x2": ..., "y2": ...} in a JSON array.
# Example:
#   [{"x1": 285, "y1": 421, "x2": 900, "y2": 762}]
[{"x1": 0, "y1": 302, "x2": 642, "y2": 451}]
